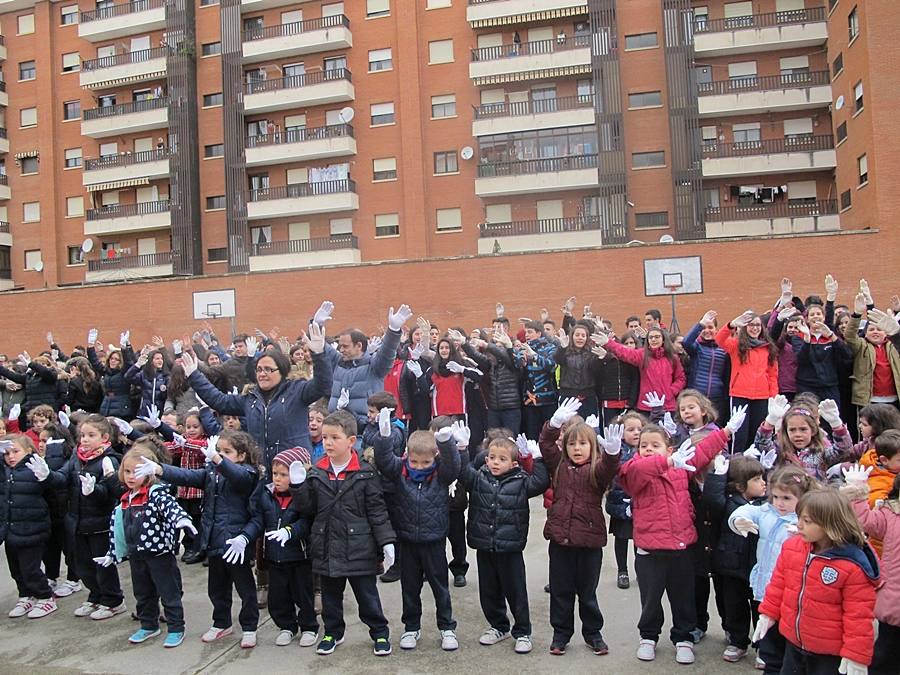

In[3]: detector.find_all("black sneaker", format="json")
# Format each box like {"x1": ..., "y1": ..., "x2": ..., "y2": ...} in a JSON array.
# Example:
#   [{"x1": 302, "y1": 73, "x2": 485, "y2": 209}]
[
  {"x1": 588, "y1": 635, "x2": 609, "y2": 655},
  {"x1": 380, "y1": 565, "x2": 401, "y2": 583},
  {"x1": 373, "y1": 637, "x2": 392, "y2": 656},
  {"x1": 549, "y1": 641, "x2": 567, "y2": 655},
  {"x1": 316, "y1": 635, "x2": 344, "y2": 655},
  {"x1": 453, "y1": 575, "x2": 467, "y2": 588},
  {"x1": 544, "y1": 583, "x2": 551, "y2": 593},
  {"x1": 617, "y1": 573, "x2": 630, "y2": 589}
]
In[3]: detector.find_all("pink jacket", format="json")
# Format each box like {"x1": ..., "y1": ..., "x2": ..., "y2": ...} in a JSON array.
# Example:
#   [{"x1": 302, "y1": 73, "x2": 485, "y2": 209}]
[
  {"x1": 604, "y1": 342, "x2": 686, "y2": 412},
  {"x1": 619, "y1": 428, "x2": 728, "y2": 551},
  {"x1": 852, "y1": 497, "x2": 900, "y2": 626}
]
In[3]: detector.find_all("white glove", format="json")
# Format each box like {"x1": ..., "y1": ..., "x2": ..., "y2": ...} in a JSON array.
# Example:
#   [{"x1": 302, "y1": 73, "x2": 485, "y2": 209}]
[
  {"x1": 777, "y1": 305, "x2": 799, "y2": 322},
  {"x1": 495, "y1": 302, "x2": 505, "y2": 319},
  {"x1": 625, "y1": 501, "x2": 632, "y2": 518},
  {"x1": 591, "y1": 332, "x2": 610, "y2": 347},
  {"x1": 180, "y1": 350, "x2": 198, "y2": 376},
  {"x1": 760, "y1": 448, "x2": 778, "y2": 470},
  {"x1": 733, "y1": 517, "x2": 759, "y2": 537},
  {"x1": 172, "y1": 339, "x2": 183, "y2": 356},
  {"x1": 752, "y1": 614, "x2": 774, "y2": 643},
  {"x1": 868, "y1": 308, "x2": 900, "y2": 336},
  {"x1": 599, "y1": 424, "x2": 624, "y2": 456},
  {"x1": 223, "y1": 535, "x2": 248, "y2": 565},
  {"x1": 662, "y1": 412, "x2": 678, "y2": 437},
  {"x1": 8, "y1": 403, "x2": 20, "y2": 420},
  {"x1": 101, "y1": 457, "x2": 115, "y2": 477},
  {"x1": 313, "y1": 300, "x2": 335, "y2": 326},
  {"x1": 514, "y1": 433, "x2": 531, "y2": 458},
  {"x1": 584, "y1": 414, "x2": 600, "y2": 430},
  {"x1": 842, "y1": 463, "x2": 873, "y2": 489},
  {"x1": 859, "y1": 278, "x2": 873, "y2": 306},
  {"x1": 266, "y1": 528, "x2": 291, "y2": 547},
  {"x1": 176, "y1": 518, "x2": 198, "y2": 536},
  {"x1": 819, "y1": 399, "x2": 843, "y2": 428},
  {"x1": 111, "y1": 417, "x2": 133, "y2": 436},
  {"x1": 289, "y1": 461, "x2": 307, "y2": 485},
  {"x1": 377, "y1": 407, "x2": 393, "y2": 438},
  {"x1": 525, "y1": 439, "x2": 541, "y2": 459},
  {"x1": 550, "y1": 397, "x2": 582, "y2": 428},
  {"x1": 796, "y1": 321, "x2": 812, "y2": 341},
  {"x1": 388, "y1": 304, "x2": 413, "y2": 331},
  {"x1": 838, "y1": 658, "x2": 867, "y2": 675},
  {"x1": 825, "y1": 274, "x2": 838, "y2": 302},
  {"x1": 366, "y1": 335, "x2": 383, "y2": 356},
  {"x1": 87, "y1": 328, "x2": 99, "y2": 345},
  {"x1": 743, "y1": 445, "x2": 761, "y2": 460},
  {"x1": 643, "y1": 391, "x2": 666, "y2": 409},
  {"x1": 120, "y1": 330, "x2": 130, "y2": 348},
  {"x1": 383, "y1": 543, "x2": 395, "y2": 570},
  {"x1": 445, "y1": 361, "x2": 465, "y2": 374},
  {"x1": 0, "y1": 440, "x2": 11, "y2": 455},
  {"x1": 245, "y1": 336, "x2": 260, "y2": 358},
  {"x1": 80, "y1": 474, "x2": 96, "y2": 496},
  {"x1": 765, "y1": 395, "x2": 790, "y2": 427},
  {"x1": 451, "y1": 420, "x2": 471, "y2": 449},
  {"x1": 93, "y1": 555, "x2": 115, "y2": 567},
  {"x1": 714, "y1": 454, "x2": 729, "y2": 475},
  {"x1": 202, "y1": 435, "x2": 220, "y2": 463},
  {"x1": 726, "y1": 405, "x2": 749, "y2": 435},
  {"x1": 409, "y1": 342, "x2": 426, "y2": 361},
  {"x1": 671, "y1": 439, "x2": 696, "y2": 472},
  {"x1": 785, "y1": 523, "x2": 799, "y2": 535},
  {"x1": 448, "y1": 480, "x2": 457, "y2": 498},
  {"x1": 19, "y1": 351, "x2": 32, "y2": 365},
  {"x1": 336, "y1": 388, "x2": 350, "y2": 410},
  {"x1": 172, "y1": 433, "x2": 187, "y2": 448},
  {"x1": 435, "y1": 426, "x2": 453, "y2": 443},
  {"x1": 140, "y1": 404, "x2": 161, "y2": 429},
  {"x1": 26, "y1": 455, "x2": 50, "y2": 482},
  {"x1": 57, "y1": 410, "x2": 70, "y2": 429},
  {"x1": 134, "y1": 459, "x2": 161, "y2": 480},
  {"x1": 231, "y1": 386, "x2": 239, "y2": 396},
  {"x1": 406, "y1": 360, "x2": 423, "y2": 378},
  {"x1": 556, "y1": 329, "x2": 569, "y2": 349}
]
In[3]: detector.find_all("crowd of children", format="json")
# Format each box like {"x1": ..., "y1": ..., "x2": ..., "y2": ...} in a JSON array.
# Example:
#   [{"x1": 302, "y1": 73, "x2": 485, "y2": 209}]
[{"x1": 0, "y1": 277, "x2": 898, "y2": 673}]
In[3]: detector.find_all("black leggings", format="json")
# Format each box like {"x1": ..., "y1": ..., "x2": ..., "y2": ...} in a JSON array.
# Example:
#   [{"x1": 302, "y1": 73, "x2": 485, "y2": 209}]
[{"x1": 614, "y1": 537, "x2": 634, "y2": 575}]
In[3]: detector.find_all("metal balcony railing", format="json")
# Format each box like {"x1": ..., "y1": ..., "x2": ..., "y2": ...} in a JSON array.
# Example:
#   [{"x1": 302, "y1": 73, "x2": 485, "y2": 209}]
[
  {"x1": 246, "y1": 123, "x2": 353, "y2": 148},
  {"x1": 698, "y1": 71, "x2": 830, "y2": 96},
  {"x1": 249, "y1": 179, "x2": 356, "y2": 202},
  {"x1": 84, "y1": 147, "x2": 171, "y2": 171},
  {"x1": 0, "y1": 35, "x2": 5, "y2": 46},
  {"x1": 0, "y1": 82, "x2": 6, "y2": 93},
  {"x1": 705, "y1": 200, "x2": 838, "y2": 222},
  {"x1": 86, "y1": 199, "x2": 170, "y2": 221},
  {"x1": 693, "y1": 6, "x2": 826, "y2": 33},
  {"x1": 80, "y1": 0, "x2": 165, "y2": 23},
  {"x1": 82, "y1": 46, "x2": 168, "y2": 72},
  {"x1": 0, "y1": 221, "x2": 9, "y2": 233},
  {"x1": 244, "y1": 68, "x2": 351, "y2": 95},
  {"x1": 477, "y1": 154, "x2": 598, "y2": 177},
  {"x1": 243, "y1": 14, "x2": 349, "y2": 41},
  {"x1": 702, "y1": 135, "x2": 834, "y2": 158},
  {"x1": 471, "y1": 34, "x2": 591, "y2": 62},
  {"x1": 478, "y1": 216, "x2": 602, "y2": 237},
  {"x1": 0, "y1": 174, "x2": 8, "y2": 186},
  {"x1": 0, "y1": 128, "x2": 6, "y2": 139},
  {"x1": 473, "y1": 94, "x2": 594, "y2": 119},
  {"x1": 251, "y1": 235, "x2": 359, "y2": 256},
  {"x1": 88, "y1": 251, "x2": 172, "y2": 272},
  {"x1": 83, "y1": 97, "x2": 168, "y2": 121}
]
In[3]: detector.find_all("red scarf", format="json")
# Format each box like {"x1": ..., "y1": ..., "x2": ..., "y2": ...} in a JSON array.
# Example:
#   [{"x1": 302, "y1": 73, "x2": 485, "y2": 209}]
[
  {"x1": 77, "y1": 444, "x2": 109, "y2": 463},
  {"x1": 274, "y1": 491, "x2": 292, "y2": 509}
]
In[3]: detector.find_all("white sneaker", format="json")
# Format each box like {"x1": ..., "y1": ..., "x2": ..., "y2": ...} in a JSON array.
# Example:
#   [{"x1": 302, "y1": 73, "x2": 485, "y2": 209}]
[
  {"x1": 90, "y1": 602, "x2": 127, "y2": 620},
  {"x1": 299, "y1": 630, "x2": 318, "y2": 647},
  {"x1": 54, "y1": 580, "x2": 82, "y2": 598},
  {"x1": 675, "y1": 641, "x2": 695, "y2": 664},
  {"x1": 479, "y1": 628, "x2": 511, "y2": 645},
  {"x1": 275, "y1": 630, "x2": 295, "y2": 646},
  {"x1": 241, "y1": 631, "x2": 257, "y2": 649},
  {"x1": 637, "y1": 639, "x2": 657, "y2": 661},
  {"x1": 8, "y1": 598, "x2": 34, "y2": 618},
  {"x1": 74, "y1": 601, "x2": 99, "y2": 617},
  {"x1": 399, "y1": 630, "x2": 420, "y2": 650},
  {"x1": 441, "y1": 629, "x2": 459, "y2": 651},
  {"x1": 514, "y1": 635, "x2": 533, "y2": 654},
  {"x1": 723, "y1": 645, "x2": 748, "y2": 662},
  {"x1": 27, "y1": 599, "x2": 57, "y2": 619},
  {"x1": 755, "y1": 656, "x2": 766, "y2": 670},
  {"x1": 201, "y1": 626, "x2": 234, "y2": 643}
]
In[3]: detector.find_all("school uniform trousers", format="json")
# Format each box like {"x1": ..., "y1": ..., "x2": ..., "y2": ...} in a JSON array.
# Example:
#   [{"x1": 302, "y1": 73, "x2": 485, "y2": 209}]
[
  {"x1": 267, "y1": 560, "x2": 318, "y2": 635},
  {"x1": 476, "y1": 550, "x2": 531, "y2": 638},
  {"x1": 207, "y1": 555, "x2": 259, "y2": 631},
  {"x1": 74, "y1": 531, "x2": 123, "y2": 607},
  {"x1": 320, "y1": 574, "x2": 389, "y2": 640},
  {"x1": 5, "y1": 543, "x2": 53, "y2": 600},
  {"x1": 130, "y1": 553, "x2": 185, "y2": 633},
  {"x1": 635, "y1": 549, "x2": 695, "y2": 645},
  {"x1": 400, "y1": 540, "x2": 455, "y2": 632},
  {"x1": 548, "y1": 542, "x2": 604, "y2": 643}
]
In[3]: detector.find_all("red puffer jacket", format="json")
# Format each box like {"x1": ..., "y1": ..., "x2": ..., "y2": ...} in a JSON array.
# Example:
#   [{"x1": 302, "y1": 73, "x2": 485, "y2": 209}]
[
  {"x1": 715, "y1": 325, "x2": 779, "y2": 399},
  {"x1": 619, "y1": 428, "x2": 728, "y2": 551},
  {"x1": 759, "y1": 535, "x2": 880, "y2": 665},
  {"x1": 603, "y1": 342, "x2": 685, "y2": 412}
]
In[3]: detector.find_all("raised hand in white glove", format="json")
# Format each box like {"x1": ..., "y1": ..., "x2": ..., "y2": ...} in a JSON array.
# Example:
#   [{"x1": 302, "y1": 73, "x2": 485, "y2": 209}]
[
  {"x1": 110, "y1": 417, "x2": 134, "y2": 437},
  {"x1": 58, "y1": 410, "x2": 70, "y2": 429},
  {"x1": 550, "y1": 396, "x2": 582, "y2": 428},
  {"x1": 842, "y1": 463, "x2": 874, "y2": 489},
  {"x1": 557, "y1": 329, "x2": 569, "y2": 348},
  {"x1": 450, "y1": 420, "x2": 471, "y2": 449},
  {"x1": 825, "y1": 274, "x2": 838, "y2": 302},
  {"x1": 859, "y1": 278, "x2": 874, "y2": 306},
  {"x1": 752, "y1": 615, "x2": 774, "y2": 643},
  {"x1": 671, "y1": 439, "x2": 696, "y2": 472},
  {"x1": 643, "y1": 391, "x2": 666, "y2": 409},
  {"x1": 726, "y1": 405, "x2": 749, "y2": 435},
  {"x1": 101, "y1": 457, "x2": 115, "y2": 477},
  {"x1": 733, "y1": 517, "x2": 759, "y2": 537},
  {"x1": 714, "y1": 454, "x2": 730, "y2": 475},
  {"x1": 867, "y1": 308, "x2": 900, "y2": 336},
  {"x1": 266, "y1": 528, "x2": 291, "y2": 547},
  {"x1": 388, "y1": 304, "x2": 413, "y2": 331},
  {"x1": 179, "y1": 350, "x2": 198, "y2": 377},
  {"x1": 223, "y1": 535, "x2": 248, "y2": 565},
  {"x1": 434, "y1": 426, "x2": 453, "y2": 443},
  {"x1": 838, "y1": 658, "x2": 867, "y2": 675},
  {"x1": 172, "y1": 339, "x2": 183, "y2": 356},
  {"x1": 526, "y1": 439, "x2": 542, "y2": 460},
  {"x1": 409, "y1": 342, "x2": 426, "y2": 361},
  {"x1": 744, "y1": 445, "x2": 761, "y2": 460},
  {"x1": 93, "y1": 555, "x2": 115, "y2": 568},
  {"x1": 599, "y1": 424, "x2": 624, "y2": 456},
  {"x1": 765, "y1": 395, "x2": 790, "y2": 427},
  {"x1": 135, "y1": 458, "x2": 161, "y2": 480},
  {"x1": 366, "y1": 335, "x2": 383, "y2": 356},
  {"x1": 407, "y1": 360, "x2": 423, "y2": 378},
  {"x1": 514, "y1": 433, "x2": 531, "y2": 459},
  {"x1": 777, "y1": 305, "x2": 799, "y2": 322},
  {"x1": 662, "y1": 412, "x2": 678, "y2": 437},
  {"x1": 377, "y1": 407, "x2": 393, "y2": 438},
  {"x1": 140, "y1": 404, "x2": 162, "y2": 429},
  {"x1": 172, "y1": 433, "x2": 187, "y2": 448},
  {"x1": 8, "y1": 403, "x2": 20, "y2": 421},
  {"x1": 625, "y1": 499, "x2": 632, "y2": 518},
  {"x1": 176, "y1": 518, "x2": 198, "y2": 536},
  {"x1": 87, "y1": 328, "x2": 99, "y2": 346},
  {"x1": 202, "y1": 435, "x2": 220, "y2": 463},
  {"x1": 584, "y1": 414, "x2": 600, "y2": 430},
  {"x1": 0, "y1": 440, "x2": 11, "y2": 455},
  {"x1": 819, "y1": 399, "x2": 843, "y2": 428},
  {"x1": 591, "y1": 332, "x2": 610, "y2": 348},
  {"x1": 383, "y1": 543, "x2": 396, "y2": 570},
  {"x1": 80, "y1": 474, "x2": 96, "y2": 496},
  {"x1": 289, "y1": 461, "x2": 307, "y2": 485},
  {"x1": 120, "y1": 330, "x2": 130, "y2": 348},
  {"x1": 26, "y1": 455, "x2": 50, "y2": 482},
  {"x1": 760, "y1": 448, "x2": 778, "y2": 470},
  {"x1": 245, "y1": 336, "x2": 259, "y2": 358},
  {"x1": 336, "y1": 388, "x2": 350, "y2": 410},
  {"x1": 445, "y1": 361, "x2": 465, "y2": 374},
  {"x1": 313, "y1": 300, "x2": 335, "y2": 326}
]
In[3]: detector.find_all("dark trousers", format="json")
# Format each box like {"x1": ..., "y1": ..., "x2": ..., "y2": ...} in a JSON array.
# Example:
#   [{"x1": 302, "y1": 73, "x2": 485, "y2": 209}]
[
  {"x1": 602, "y1": 405, "x2": 630, "y2": 426},
  {"x1": 635, "y1": 549, "x2": 695, "y2": 644},
  {"x1": 267, "y1": 560, "x2": 318, "y2": 634},
  {"x1": 721, "y1": 575, "x2": 756, "y2": 649},
  {"x1": 74, "y1": 532, "x2": 123, "y2": 607},
  {"x1": 43, "y1": 519, "x2": 78, "y2": 582},
  {"x1": 871, "y1": 621, "x2": 900, "y2": 675},
  {"x1": 130, "y1": 553, "x2": 185, "y2": 633},
  {"x1": 560, "y1": 393, "x2": 599, "y2": 420},
  {"x1": 177, "y1": 499, "x2": 202, "y2": 553},
  {"x1": 548, "y1": 542, "x2": 604, "y2": 644},
  {"x1": 6, "y1": 543, "x2": 52, "y2": 600},
  {"x1": 779, "y1": 642, "x2": 842, "y2": 674},
  {"x1": 694, "y1": 570, "x2": 725, "y2": 633},
  {"x1": 320, "y1": 574, "x2": 388, "y2": 640},
  {"x1": 614, "y1": 536, "x2": 634, "y2": 575},
  {"x1": 757, "y1": 613, "x2": 787, "y2": 675},
  {"x1": 523, "y1": 404, "x2": 554, "y2": 441},
  {"x1": 712, "y1": 396, "x2": 731, "y2": 429},
  {"x1": 207, "y1": 555, "x2": 259, "y2": 631},
  {"x1": 447, "y1": 510, "x2": 468, "y2": 577},
  {"x1": 476, "y1": 550, "x2": 530, "y2": 638},
  {"x1": 400, "y1": 540, "x2": 455, "y2": 632},
  {"x1": 730, "y1": 397, "x2": 769, "y2": 454},
  {"x1": 487, "y1": 408, "x2": 521, "y2": 436}
]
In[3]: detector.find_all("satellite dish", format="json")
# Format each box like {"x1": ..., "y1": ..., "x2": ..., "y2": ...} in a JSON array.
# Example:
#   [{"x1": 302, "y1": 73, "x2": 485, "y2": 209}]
[
  {"x1": 659, "y1": 234, "x2": 674, "y2": 244},
  {"x1": 460, "y1": 146, "x2": 474, "y2": 161},
  {"x1": 835, "y1": 95, "x2": 845, "y2": 110},
  {"x1": 33, "y1": 260, "x2": 44, "y2": 272},
  {"x1": 338, "y1": 106, "x2": 355, "y2": 123},
  {"x1": 81, "y1": 238, "x2": 94, "y2": 253}
]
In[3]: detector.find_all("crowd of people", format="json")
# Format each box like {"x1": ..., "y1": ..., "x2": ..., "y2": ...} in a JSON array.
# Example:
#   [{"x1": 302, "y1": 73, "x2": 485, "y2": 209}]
[{"x1": 0, "y1": 274, "x2": 898, "y2": 674}]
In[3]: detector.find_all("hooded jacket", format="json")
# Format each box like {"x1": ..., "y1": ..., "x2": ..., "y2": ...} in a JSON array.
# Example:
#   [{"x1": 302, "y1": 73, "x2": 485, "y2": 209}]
[
  {"x1": 594, "y1": 352, "x2": 640, "y2": 406},
  {"x1": 0, "y1": 361, "x2": 61, "y2": 417},
  {"x1": 603, "y1": 341, "x2": 686, "y2": 412},
  {"x1": 246, "y1": 482, "x2": 310, "y2": 564},
  {"x1": 844, "y1": 316, "x2": 900, "y2": 406},
  {"x1": 702, "y1": 472, "x2": 765, "y2": 580},
  {"x1": 125, "y1": 365, "x2": 169, "y2": 415},
  {"x1": 107, "y1": 483, "x2": 190, "y2": 560},
  {"x1": 519, "y1": 337, "x2": 558, "y2": 407},
  {"x1": 728, "y1": 501, "x2": 798, "y2": 601},
  {"x1": 715, "y1": 325, "x2": 779, "y2": 399},
  {"x1": 326, "y1": 328, "x2": 401, "y2": 416},
  {"x1": 792, "y1": 334, "x2": 852, "y2": 392}
]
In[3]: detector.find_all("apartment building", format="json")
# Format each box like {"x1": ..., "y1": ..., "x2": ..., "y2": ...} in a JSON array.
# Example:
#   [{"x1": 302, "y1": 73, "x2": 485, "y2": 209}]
[{"x1": 0, "y1": 0, "x2": 893, "y2": 294}]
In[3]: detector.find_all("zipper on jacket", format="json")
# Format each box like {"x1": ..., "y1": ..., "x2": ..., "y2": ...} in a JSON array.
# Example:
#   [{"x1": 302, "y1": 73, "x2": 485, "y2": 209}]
[
  {"x1": 707, "y1": 350, "x2": 715, "y2": 397},
  {"x1": 795, "y1": 551, "x2": 815, "y2": 650}
]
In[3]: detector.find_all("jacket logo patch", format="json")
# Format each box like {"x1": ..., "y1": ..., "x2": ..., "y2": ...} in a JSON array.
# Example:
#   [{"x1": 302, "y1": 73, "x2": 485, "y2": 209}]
[{"x1": 820, "y1": 566, "x2": 839, "y2": 585}]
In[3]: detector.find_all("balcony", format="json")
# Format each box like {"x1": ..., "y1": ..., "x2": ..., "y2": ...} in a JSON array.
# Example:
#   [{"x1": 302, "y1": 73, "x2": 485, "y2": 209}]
[
  {"x1": 0, "y1": 81, "x2": 8, "y2": 107},
  {"x1": 247, "y1": 179, "x2": 358, "y2": 220},
  {"x1": 84, "y1": 200, "x2": 171, "y2": 236},
  {"x1": 698, "y1": 72, "x2": 831, "y2": 118},
  {"x1": 80, "y1": 47, "x2": 168, "y2": 90},
  {"x1": 78, "y1": 0, "x2": 167, "y2": 42},
  {"x1": 0, "y1": 34, "x2": 6, "y2": 61},
  {"x1": 82, "y1": 97, "x2": 168, "y2": 139},
  {"x1": 242, "y1": 15, "x2": 352, "y2": 64},
  {"x1": 473, "y1": 94, "x2": 594, "y2": 136},
  {"x1": 0, "y1": 174, "x2": 9, "y2": 201},
  {"x1": 240, "y1": 0, "x2": 312, "y2": 12},
  {"x1": 704, "y1": 200, "x2": 839, "y2": 238},
  {"x1": 0, "y1": 128, "x2": 7, "y2": 154},
  {"x1": 245, "y1": 124, "x2": 356, "y2": 167},
  {"x1": 475, "y1": 154, "x2": 598, "y2": 197},
  {"x1": 702, "y1": 135, "x2": 836, "y2": 178},
  {"x1": 86, "y1": 251, "x2": 172, "y2": 283},
  {"x1": 83, "y1": 148, "x2": 171, "y2": 187},
  {"x1": 243, "y1": 69, "x2": 354, "y2": 114},
  {"x1": 693, "y1": 8, "x2": 827, "y2": 57},
  {"x1": 469, "y1": 35, "x2": 591, "y2": 85},
  {"x1": 249, "y1": 235, "x2": 360, "y2": 272},
  {"x1": 0, "y1": 0, "x2": 38, "y2": 12},
  {"x1": 0, "y1": 220, "x2": 11, "y2": 248},
  {"x1": 467, "y1": 0, "x2": 589, "y2": 28},
  {"x1": 477, "y1": 216, "x2": 616, "y2": 254}
]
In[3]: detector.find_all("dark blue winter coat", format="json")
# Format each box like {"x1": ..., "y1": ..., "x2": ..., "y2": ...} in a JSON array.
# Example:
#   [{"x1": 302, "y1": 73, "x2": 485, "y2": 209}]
[
  {"x1": 683, "y1": 323, "x2": 730, "y2": 401},
  {"x1": 52, "y1": 447, "x2": 122, "y2": 535},
  {"x1": 605, "y1": 443, "x2": 637, "y2": 521},
  {"x1": 702, "y1": 472, "x2": 764, "y2": 581},
  {"x1": 246, "y1": 483, "x2": 310, "y2": 564},
  {"x1": 125, "y1": 364, "x2": 169, "y2": 415},
  {"x1": 373, "y1": 436, "x2": 460, "y2": 543},
  {"x1": 325, "y1": 328, "x2": 401, "y2": 416},
  {"x1": 88, "y1": 346, "x2": 135, "y2": 419},
  {"x1": 360, "y1": 416, "x2": 406, "y2": 495},
  {"x1": 0, "y1": 454, "x2": 53, "y2": 547}
]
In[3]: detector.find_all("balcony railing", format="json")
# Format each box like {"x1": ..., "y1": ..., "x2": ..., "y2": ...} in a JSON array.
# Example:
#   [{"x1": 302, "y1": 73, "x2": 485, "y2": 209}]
[
  {"x1": 0, "y1": 36, "x2": 4, "y2": 46},
  {"x1": 698, "y1": 71, "x2": 830, "y2": 96},
  {"x1": 249, "y1": 179, "x2": 356, "y2": 202},
  {"x1": 0, "y1": 128, "x2": 6, "y2": 138},
  {"x1": 479, "y1": 216, "x2": 601, "y2": 237},
  {"x1": 243, "y1": 14, "x2": 349, "y2": 41},
  {"x1": 477, "y1": 154, "x2": 598, "y2": 178},
  {"x1": 0, "y1": 175, "x2": 8, "y2": 186},
  {"x1": 83, "y1": 97, "x2": 168, "y2": 121},
  {"x1": 84, "y1": 147, "x2": 171, "y2": 171},
  {"x1": 244, "y1": 68, "x2": 351, "y2": 95},
  {"x1": 251, "y1": 234, "x2": 359, "y2": 256},
  {"x1": 81, "y1": 0, "x2": 165, "y2": 22},
  {"x1": 246, "y1": 123, "x2": 353, "y2": 148},
  {"x1": 88, "y1": 251, "x2": 172, "y2": 272},
  {"x1": 693, "y1": 7, "x2": 826, "y2": 33},
  {"x1": 0, "y1": 82, "x2": 6, "y2": 93},
  {"x1": 82, "y1": 46, "x2": 168, "y2": 72},
  {"x1": 0, "y1": 221, "x2": 9, "y2": 233},
  {"x1": 705, "y1": 199, "x2": 838, "y2": 222},
  {"x1": 471, "y1": 34, "x2": 591, "y2": 62},
  {"x1": 702, "y1": 135, "x2": 834, "y2": 159},
  {"x1": 86, "y1": 199, "x2": 170, "y2": 221},
  {"x1": 474, "y1": 94, "x2": 594, "y2": 119}
]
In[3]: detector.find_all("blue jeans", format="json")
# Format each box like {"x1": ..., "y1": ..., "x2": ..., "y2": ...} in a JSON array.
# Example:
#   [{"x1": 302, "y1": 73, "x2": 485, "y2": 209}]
[{"x1": 487, "y1": 408, "x2": 521, "y2": 436}]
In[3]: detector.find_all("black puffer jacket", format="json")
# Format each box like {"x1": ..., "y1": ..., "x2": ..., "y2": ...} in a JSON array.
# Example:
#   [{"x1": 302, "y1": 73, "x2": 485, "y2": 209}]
[
  {"x1": 291, "y1": 452, "x2": 396, "y2": 577},
  {"x1": 0, "y1": 362, "x2": 61, "y2": 419},
  {"x1": 53, "y1": 446, "x2": 122, "y2": 535},
  {"x1": 595, "y1": 352, "x2": 640, "y2": 405},
  {"x1": 482, "y1": 344, "x2": 522, "y2": 411},
  {"x1": 459, "y1": 458, "x2": 549, "y2": 552},
  {"x1": 554, "y1": 345, "x2": 599, "y2": 395},
  {"x1": 374, "y1": 436, "x2": 460, "y2": 543},
  {"x1": 0, "y1": 453, "x2": 53, "y2": 547},
  {"x1": 66, "y1": 376, "x2": 103, "y2": 413},
  {"x1": 125, "y1": 365, "x2": 169, "y2": 415},
  {"x1": 246, "y1": 483, "x2": 309, "y2": 564},
  {"x1": 88, "y1": 346, "x2": 135, "y2": 419},
  {"x1": 702, "y1": 472, "x2": 764, "y2": 580}
]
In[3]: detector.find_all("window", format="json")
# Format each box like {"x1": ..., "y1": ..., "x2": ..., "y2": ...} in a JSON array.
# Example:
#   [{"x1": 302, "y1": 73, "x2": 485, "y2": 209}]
[
  {"x1": 786, "y1": 180, "x2": 816, "y2": 205},
  {"x1": 322, "y1": 2, "x2": 344, "y2": 17},
  {"x1": 206, "y1": 195, "x2": 226, "y2": 210},
  {"x1": 25, "y1": 250, "x2": 42, "y2": 271},
  {"x1": 624, "y1": 32, "x2": 658, "y2": 50},
  {"x1": 779, "y1": 55, "x2": 809, "y2": 80},
  {"x1": 836, "y1": 121, "x2": 848, "y2": 143},
  {"x1": 61, "y1": 5, "x2": 79, "y2": 25},
  {"x1": 703, "y1": 187, "x2": 720, "y2": 209},
  {"x1": 428, "y1": 39, "x2": 454, "y2": 64},
  {"x1": 832, "y1": 53, "x2": 843, "y2": 78},
  {"x1": 20, "y1": 157, "x2": 38, "y2": 175},
  {"x1": 858, "y1": 154, "x2": 868, "y2": 185},
  {"x1": 201, "y1": 0, "x2": 219, "y2": 6},
  {"x1": 207, "y1": 247, "x2": 227, "y2": 262},
  {"x1": 434, "y1": 151, "x2": 458, "y2": 174},
  {"x1": 23, "y1": 202, "x2": 41, "y2": 222},
  {"x1": 20, "y1": 108, "x2": 37, "y2": 128},
  {"x1": 436, "y1": 207, "x2": 462, "y2": 232},
  {"x1": 63, "y1": 100, "x2": 81, "y2": 121},
  {"x1": 66, "y1": 196, "x2": 84, "y2": 217},
  {"x1": 62, "y1": 52, "x2": 81, "y2": 73},
  {"x1": 17, "y1": 14, "x2": 34, "y2": 35},
  {"x1": 330, "y1": 217, "x2": 353, "y2": 236},
  {"x1": 64, "y1": 148, "x2": 82, "y2": 168},
  {"x1": 635, "y1": 212, "x2": 669, "y2": 229},
  {"x1": 204, "y1": 144, "x2": 224, "y2": 158},
  {"x1": 427, "y1": 0, "x2": 451, "y2": 7},
  {"x1": 370, "y1": 102, "x2": 395, "y2": 125},
  {"x1": 840, "y1": 189, "x2": 851, "y2": 210},
  {"x1": 431, "y1": 94, "x2": 456, "y2": 118},
  {"x1": 854, "y1": 81, "x2": 864, "y2": 112},
  {"x1": 202, "y1": 42, "x2": 222, "y2": 56},
  {"x1": 375, "y1": 213, "x2": 399, "y2": 237},
  {"x1": 728, "y1": 61, "x2": 757, "y2": 83},
  {"x1": 368, "y1": 48, "x2": 392, "y2": 72},
  {"x1": 372, "y1": 157, "x2": 397, "y2": 181},
  {"x1": 67, "y1": 246, "x2": 85, "y2": 265},
  {"x1": 99, "y1": 142, "x2": 118, "y2": 157},
  {"x1": 783, "y1": 118, "x2": 812, "y2": 140},
  {"x1": 848, "y1": 6, "x2": 858, "y2": 41},
  {"x1": 19, "y1": 60, "x2": 36, "y2": 81},
  {"x1": 366, "y1": 0, "x2": 389, "y2": 17},
  {"x1": 628, "y1": 91, "x2": 662, "y2": 108},
  {"x1": 632, "y1": 151, "x2": 665, "y2": 168},
  {"x1": 250, "y1": 225, "x2": 271, "y2": 245},
  {"x1": 203, "y1": 92, "x2": 223, "y2": 107}
]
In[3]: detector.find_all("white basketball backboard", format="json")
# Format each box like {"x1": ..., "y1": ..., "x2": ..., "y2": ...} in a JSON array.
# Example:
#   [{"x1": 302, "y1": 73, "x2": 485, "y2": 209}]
[
  {"x1": 193, "y1": 289, "x2": 236, "y2": 320},
  {"x1": 644, "y1": 256, "x2": 703, "y2": 296}
]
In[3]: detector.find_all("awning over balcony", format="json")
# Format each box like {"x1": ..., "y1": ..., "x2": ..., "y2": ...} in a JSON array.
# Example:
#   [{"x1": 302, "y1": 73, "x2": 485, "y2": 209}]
[
  {"x1": 469, "y1": 5, "x2": 588, "y2": 28},
  {"x1": 89, "y1": 71, "x2": 166, "y2": 88},
  {"x1": 86, "y1": 177, "x2": 150, "y2": 191}
]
